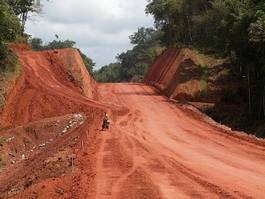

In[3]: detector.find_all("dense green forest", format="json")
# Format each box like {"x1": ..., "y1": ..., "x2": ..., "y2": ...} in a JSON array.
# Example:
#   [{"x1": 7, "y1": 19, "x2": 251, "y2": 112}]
[{"x1": 94, "y1": 27, "x2": 164, "y2": 82}]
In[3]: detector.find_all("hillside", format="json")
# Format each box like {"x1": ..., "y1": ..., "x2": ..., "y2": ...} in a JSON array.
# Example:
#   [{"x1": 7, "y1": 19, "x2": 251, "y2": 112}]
[
  {"x1": 0, "y1": 46, "x2": 107, "y2": 198},
  {"x1": 144, "y1": 48, "x2": 241, "y2": 103}
]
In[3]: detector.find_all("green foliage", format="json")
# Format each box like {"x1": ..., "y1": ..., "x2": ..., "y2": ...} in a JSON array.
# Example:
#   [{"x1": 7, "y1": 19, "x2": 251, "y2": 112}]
[
  {"x1": 45, "y1": 39, "x2": 76, "y2": 50},
  {"x1": 95, "y1": 27, "x2": 163, "y2": 82},
  {"x1": 29, "y1": 37, "x2": 76, "y2": 50},
  {"x1": 0, "y1": 0, "x2": 21, "y2": 72},
  {"x1": 200, "y1": 64, "x2": 209, "y2": 97},
  {"x1": 5, "y1": 0, "x2": 44, "y2": 30},
  {"x1": 0, "y1": 0, "x2": 21, "y2": 42},
  {"x1": 29, "y1": 37, "x2": 43, "y2": 51},
  {"x1": 5, "y1": 0, "x2": 36, "y2": 15},
  {"x1": 146, "y1": 0, "x2": 265, "y2": 122},
  {"x1": 79, "y1": 51, "x2": 95, "y2": 76},
  {"x1": 29, "y1": 37, "x2": 95, "y2": 75},
  {"x1": 94, "y1": 63, "x2": 123, "y2": 82},
  {"x1": 0, "y1": 48, "x2": 19, "y2": 73}
]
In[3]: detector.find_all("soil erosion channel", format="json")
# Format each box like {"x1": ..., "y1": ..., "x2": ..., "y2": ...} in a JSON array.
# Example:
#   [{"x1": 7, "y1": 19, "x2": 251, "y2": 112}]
[{"x1": 96, "y1": 83, "x2": 265, "y2": 199}]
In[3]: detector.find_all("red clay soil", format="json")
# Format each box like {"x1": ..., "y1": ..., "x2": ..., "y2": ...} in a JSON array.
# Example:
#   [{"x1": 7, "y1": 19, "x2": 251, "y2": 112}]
[
  {"x1": 0, "y1": 48, "x2": 104, "y2": 128},
  {"x1": 94, "y1": 83, "x2": 265, "y2": 199},
  {"x1": 144, "y1": 48, "x2": 235, "y2": 103},
  {"x1": 1, "y1": 47, "x2": 265, "y2": 198},
  {"x1": 0, "y1": 47, "x2": 108, "y2": 198},
  {"x1": 8, "y1": 43, "x2": 31, "y2": 53}
]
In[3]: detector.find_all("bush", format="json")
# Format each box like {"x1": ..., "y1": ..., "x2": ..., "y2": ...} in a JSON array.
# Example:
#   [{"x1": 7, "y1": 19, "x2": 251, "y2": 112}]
[
  {"x1": 131, "y1": 75, "x2": 144, "y2": 82},
  {"x1": 0, "y1": 48, "x2": 19, "y2": 73},
  {"x1": 221, "y1": 90, "x2": 238, "y2": 103},
  {"x1": 0, "y1": 42, "x2": 8, "y2": 61}
]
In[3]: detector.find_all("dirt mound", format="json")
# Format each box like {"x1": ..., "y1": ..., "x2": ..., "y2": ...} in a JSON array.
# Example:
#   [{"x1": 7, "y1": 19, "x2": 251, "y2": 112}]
[
  {"x1": 0, "y1": 47, "x2": 108, "y2": 198},
  {"x1": 0, "y1": 48, "x2": 103, "y2": 128},
  {"x1": 144, "y1": 48, "x2": 240, "y2": 103}
]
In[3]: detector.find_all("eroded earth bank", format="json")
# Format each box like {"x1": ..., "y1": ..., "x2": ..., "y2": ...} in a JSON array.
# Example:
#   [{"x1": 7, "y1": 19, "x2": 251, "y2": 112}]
[{"x1": 0, "y1": 47, "x2": 265, "y2": 199}]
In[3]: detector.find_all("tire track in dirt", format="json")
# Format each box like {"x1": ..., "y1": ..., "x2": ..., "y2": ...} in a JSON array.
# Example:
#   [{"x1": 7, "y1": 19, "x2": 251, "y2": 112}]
[{"x1": 95, "y1": 83, "x2": 265, "y2": 199}]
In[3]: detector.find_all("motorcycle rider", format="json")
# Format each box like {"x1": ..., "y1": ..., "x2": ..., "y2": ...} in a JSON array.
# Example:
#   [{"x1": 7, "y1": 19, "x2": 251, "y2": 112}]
[{"x1": 102, "y1": 112, "x2": 110, "y2": 131}]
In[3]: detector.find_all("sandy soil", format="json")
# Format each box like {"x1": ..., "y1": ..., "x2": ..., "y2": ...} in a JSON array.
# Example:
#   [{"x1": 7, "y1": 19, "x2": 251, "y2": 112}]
[{"x1": 94, "y1": 83, "x2": 265, "y2": 199}]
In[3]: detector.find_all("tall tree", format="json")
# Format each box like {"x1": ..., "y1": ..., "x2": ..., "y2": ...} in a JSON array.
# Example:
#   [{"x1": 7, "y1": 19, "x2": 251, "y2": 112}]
[
  {"x1": 146, "y1": 0, "x2": 265, "y2": 121},
  {"x1": 5, "y1": 0, "x2": 43, "y2": 31},
  {"x1": 0, "y1": 0, "x2": 21, "y2": 61}
]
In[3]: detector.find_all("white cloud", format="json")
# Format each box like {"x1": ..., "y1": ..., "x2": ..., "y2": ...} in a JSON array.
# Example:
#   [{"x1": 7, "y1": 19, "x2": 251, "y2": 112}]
[{"x1": 26, "y1": 0, "x2": 154, "y2": 68}]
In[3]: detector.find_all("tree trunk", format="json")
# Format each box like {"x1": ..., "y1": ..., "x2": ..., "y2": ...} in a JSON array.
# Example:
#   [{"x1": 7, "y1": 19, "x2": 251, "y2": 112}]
[
  {"x1": 186, "y1": 15, "x2": 193, "y2": 44},
  {"x1": 247, "y1": 69, "x2": 251, "y2": 114},
  {"x1": 263, "y1": 86, "x2": 265, "y2": 118}
]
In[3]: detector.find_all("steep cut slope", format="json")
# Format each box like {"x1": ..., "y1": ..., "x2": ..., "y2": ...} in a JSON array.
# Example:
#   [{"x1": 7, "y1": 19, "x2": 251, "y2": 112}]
[
  {"x1": 0, "y1": 47, "x2": 108, "y2": 198},
  {"x1": 145, "y1": 48, "x2": 239, "y2": 103},
  {"x1": 0, "y1": 48, "x2": 101, "y2": 128}
]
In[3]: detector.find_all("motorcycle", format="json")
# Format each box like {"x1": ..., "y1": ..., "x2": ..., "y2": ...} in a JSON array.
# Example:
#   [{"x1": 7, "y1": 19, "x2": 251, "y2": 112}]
[{"x1": 102, "y1": 119, "x2": 110, "y2": 130}]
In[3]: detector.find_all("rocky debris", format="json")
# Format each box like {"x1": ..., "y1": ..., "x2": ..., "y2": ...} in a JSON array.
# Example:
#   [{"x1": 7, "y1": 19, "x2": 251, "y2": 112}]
[
  {"x1": 6, "y1": 136, "x2": 15, "y2": 143},
  {"x1": 8, "y1": 152, "x2": 15, "y2": 157},
  {"x1": 39, "y1": 143, "x2": 46, "y2": 148},
  {"x1": 73, "y1": 113, "x2": 83, "y2": 119},
  {"x1": 7, "y1": 187, "x2": 23, "y2": 197},
  {"x1": 61, "y1": 113, "x2": 86, "y2": 135},
  {"x1": 55, "y1": 187, "x2": 64, "y2": 195}
]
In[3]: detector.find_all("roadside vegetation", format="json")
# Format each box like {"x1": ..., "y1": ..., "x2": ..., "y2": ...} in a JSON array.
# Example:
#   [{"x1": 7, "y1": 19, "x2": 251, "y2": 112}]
[
  {"x1": 0, "y1": 0, "x2": 24, "y2": 109},
  {"x1": 94, "y1": 27, "x2": 164, "y2": 82},
  {"x1": 145, "y1": 0, "x2": 265, "y2": 125}
]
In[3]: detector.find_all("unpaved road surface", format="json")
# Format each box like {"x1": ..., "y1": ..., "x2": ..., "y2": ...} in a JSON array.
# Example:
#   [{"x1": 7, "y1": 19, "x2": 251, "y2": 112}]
[{"x1": 95, "y1": 83, "x2": 265, "y2": 199}]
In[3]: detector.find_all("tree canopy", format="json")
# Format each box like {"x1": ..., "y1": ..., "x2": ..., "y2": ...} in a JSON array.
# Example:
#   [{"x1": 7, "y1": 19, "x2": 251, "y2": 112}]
[
  {"x1": 95, "y1": 27, "x2": 164, "y2": 82},
  {"x1": 146, "y1": 0, "x2": 265, "y2": 121},
  {"x1": 0, "y1": 0, "x2": 21, "y2": 66},
  {"x1": 5, "y1": 0, "x2": 43, "y2": 30},
  {"x1": 29, "y1": 37, "x2": 95, "y2": 75}
]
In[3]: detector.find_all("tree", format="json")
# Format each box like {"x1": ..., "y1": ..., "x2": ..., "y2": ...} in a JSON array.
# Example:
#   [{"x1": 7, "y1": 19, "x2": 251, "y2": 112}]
[
  {"x1": 5, "y1": 0, "x2": 43, "y2": 31},
  {"x1": 115, "y1": 27, "x2": 163, "y2": 81},
  {"x1": 79, "y1": 51, "x2": 95, "y2": 76},
  {"x1": 29, "y1": 37, "x2": 43, "y2": 50},
  {"x1": 29, "y1": 37, "x2": 96, "y2": 75},
  {"x1": 146, "y1": 0, "x2": 265, "y2": 124},
  {"x1": 0, "y1": 0, "x2": 21, "y2": 63},
  {"x1": 94, "y1": 63, "x2": 123, "y2": 83}
]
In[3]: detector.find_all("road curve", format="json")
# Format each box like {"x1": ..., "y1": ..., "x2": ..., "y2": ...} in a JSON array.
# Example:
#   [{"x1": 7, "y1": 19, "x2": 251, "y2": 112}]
[{"x1": 95, "y1": 83, "x2": 265, "y2": 199}]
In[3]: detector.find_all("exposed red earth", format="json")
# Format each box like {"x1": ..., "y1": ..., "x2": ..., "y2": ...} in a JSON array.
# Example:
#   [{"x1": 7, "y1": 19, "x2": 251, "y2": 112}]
[
  {"x1": 0, "y1": 47, "x2": 265, "y2": 198},
  {"x1": 144, "y1": 48, "x2": 240, "y2": 103},
  {"x1": 95, "y1": 83, "x2": 265, "y2": 199},
  {"x1": 0, "y1": 47, "x2": 107, "y2": 198}
]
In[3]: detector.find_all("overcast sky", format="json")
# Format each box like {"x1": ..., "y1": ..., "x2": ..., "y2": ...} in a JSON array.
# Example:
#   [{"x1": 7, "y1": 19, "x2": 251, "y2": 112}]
[{"x1": 25, "y1": 0, "x2": 154, "y2": 69}]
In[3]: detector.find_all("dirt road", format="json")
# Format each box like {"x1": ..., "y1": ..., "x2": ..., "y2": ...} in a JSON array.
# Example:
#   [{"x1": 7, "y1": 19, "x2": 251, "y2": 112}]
[{"x1": 95, "y1": 83, "x2": 265, "y2": 199}]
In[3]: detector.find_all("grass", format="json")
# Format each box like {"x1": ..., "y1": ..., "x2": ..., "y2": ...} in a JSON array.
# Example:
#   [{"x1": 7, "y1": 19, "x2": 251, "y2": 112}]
[
  {"x1": 200, "y1": 64, "x2": 209, "y2": 97},
  {"x1": 0, "y1": 137, "x2": 8, "y2": 167},
  {"x1": 0, "y1": 49, "x2": 21, "y2": 109},
  {"x1": 193, "y1": 51, "x2": 210, "y2": 97}
]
